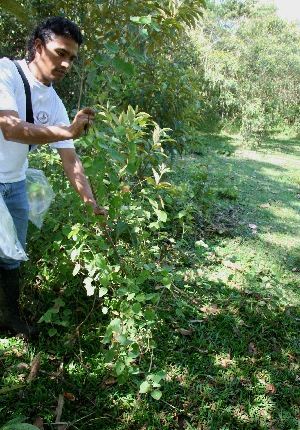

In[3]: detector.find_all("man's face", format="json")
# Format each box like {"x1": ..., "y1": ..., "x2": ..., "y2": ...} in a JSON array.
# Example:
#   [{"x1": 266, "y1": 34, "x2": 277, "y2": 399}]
[{"x1": 31, "y1": 35, "x2": 79, "y2": 86}]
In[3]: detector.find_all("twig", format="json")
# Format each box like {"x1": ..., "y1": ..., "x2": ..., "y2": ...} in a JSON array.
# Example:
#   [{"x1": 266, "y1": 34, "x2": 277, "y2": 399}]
[
  {"x1": 103, "y1": 224, "x2": 125, "y2": 269},
  {"x1": 148, "y1": 347, "x2": 154, "y2": 373},
  {"x1": 55, "y1": 394, "x2": 65, "y2": 426},
  {"x1": 88, "y1": 177, "x2": 125, "y2": 270},
  {"x1": 50, "y1": 412, "x2": 95, "y2": 429}
]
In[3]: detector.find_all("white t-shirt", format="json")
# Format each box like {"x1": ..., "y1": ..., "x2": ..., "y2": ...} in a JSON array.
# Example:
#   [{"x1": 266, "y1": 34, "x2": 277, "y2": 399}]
[{"x1": 0, "y1": 58, "x2": 74, "y2": 183}]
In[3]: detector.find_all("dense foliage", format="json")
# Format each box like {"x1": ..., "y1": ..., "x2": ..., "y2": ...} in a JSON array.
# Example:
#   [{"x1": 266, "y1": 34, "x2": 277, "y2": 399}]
[{"x1": 190, "y1": 0, "x2": 300, "y2": 139}]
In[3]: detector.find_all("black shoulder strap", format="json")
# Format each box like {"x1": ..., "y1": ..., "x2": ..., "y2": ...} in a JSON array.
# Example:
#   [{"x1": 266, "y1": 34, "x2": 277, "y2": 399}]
[{"x1": 12, "y1": 60, "x2": 34, "y2": 124}]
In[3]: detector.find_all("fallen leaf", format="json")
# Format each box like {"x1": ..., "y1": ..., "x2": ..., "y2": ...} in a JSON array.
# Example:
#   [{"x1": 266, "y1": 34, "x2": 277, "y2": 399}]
[
  {"x1": 232, "y1": 326, "x2": 241, "y2": 336},
  {"x1": 223, "y1": 260, "x2": 243, "y2": 271},
  {"x1": 12, "y1": 348, "x2": 24, "y2": 358},
  {"x1": 16, "y1": 362, "x2": 29, "y2": 370},
  {"x1": 178, "y1": 328, "x2": 193, "y2": 336},
  {"x1": 63, "y1": 392, "x2": 75, "y2": 402},
  {"x1": 51, "y1": 362, "x2": 64, "y2": 379},
  {"x1": 217, "y1": 355, "x2": 233, "y2": 367},
  {"x1": 27, "y1": 353, "x2": 41, "y2": 383},
  {"x1": 33, "y1": 416, "x2": 44, "y2": 430},
  {"x1": 244, "y1": 290, "x2": 254, "y2": 295},
  {"x1": 200, "y1": 305, "x2": 220, "y2": 314},
  {"x1": 248, "y1": 342, "x2": 258, "y2": 356},
  {"x1": 266, "y1": 383, "x2": 276, "y2": 395},
  {"x1": 240, "y1": 378, "x2": 251, "y2": 387},
  {"x1": 103, "y1": 376, "x2": 117, "y2": 387},
  {"x1": 248, "y1": 223, "x2": 257, "y2": 229}
]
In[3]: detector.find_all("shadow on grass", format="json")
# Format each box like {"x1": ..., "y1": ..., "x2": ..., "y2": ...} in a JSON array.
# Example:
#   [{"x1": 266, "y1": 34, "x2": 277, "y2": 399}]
[
  {"x1": 185, "y1": 137, "x2": 300, "y2": 258},
  {"x1": 197, "y1": 133, "x2": 238, "y2": 157},
  {"x1": 259, "y1": 137, "x2": 300, "y2": 156},
  {"x1": 2, "y1": 276, "x2": 297, "y2": 429},
  {"x1": 1, "y1": 263, "x2": 300, "y2": 429},
  {"x1": 1, "y1": 135, "x2": 300, "y2": 429}
]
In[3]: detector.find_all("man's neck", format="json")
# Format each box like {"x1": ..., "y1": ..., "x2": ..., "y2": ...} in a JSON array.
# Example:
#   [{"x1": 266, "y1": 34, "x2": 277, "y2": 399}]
[{"x1": 28, "y1": 61, "x2": 51, "y2": 86}]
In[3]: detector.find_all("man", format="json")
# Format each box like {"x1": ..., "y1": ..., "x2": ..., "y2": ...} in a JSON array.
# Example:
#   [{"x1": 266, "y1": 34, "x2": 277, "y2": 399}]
[{"x1": 0, "y1": 17, "x2": 107, "y2": 339}]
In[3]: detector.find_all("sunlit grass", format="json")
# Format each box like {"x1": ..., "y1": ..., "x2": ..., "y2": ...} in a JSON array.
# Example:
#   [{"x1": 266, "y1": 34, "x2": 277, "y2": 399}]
[{"x1": 1, "y1": 134, "x2": 300, "y2": 429}]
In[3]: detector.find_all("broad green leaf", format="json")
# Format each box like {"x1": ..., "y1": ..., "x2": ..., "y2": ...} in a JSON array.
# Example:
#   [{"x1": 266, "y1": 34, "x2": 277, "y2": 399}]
[
  {"x1": 130, "y1": 15, "x2": 151, "y2": 25},
  {"x1": 129, "y1": 343, "x2": 140, "y2": 358},
  {"x1": 0, "y1": 385, "x2": 25, "y2": 394},
  {"x1": 139, "y1": 16, "x2": 152, "y2": 25},
  {"x1": 114, "y1": 126, "x2": 126, "y2": 135},
  {"x1": 139, "y1": 28, "x2": 149, "y2": 39},
  {"x1": 148, "y1": 198, "x2": 158, "y2": 209},
  {"x1": 126, "y1": 163, "x2": 137, "y2": 175},
  {"x1": 144, "y1": 308, "x2": 156, "y2": 322},
  {"x1": 139, "y1": 380, "x2": 151, "y2": 393},
  {"x1": 112, "y1": 56, "x2": 135, "y2": 76},
  {"x1": 99, "y1": 274, "x2": 110, "y2": 288},
  {"x1": 157, "y1": 371, "x2": 168, "y2": 379},
  {"x1": 95, "y1": 55, "x2": 111, "y2": 66},
  {"x1": 177, "y1": 210, "x2": 187, "y2": 219},
  {"x1": 2, "y1": 424, "x2": 40, "y2": 430},
  {"x1": 48, "y1": 328, "x2": 57, "y2": 337},
  {"x1": 55, "y1": 298, "x2": 65, "y2": 307},
  {"x1": 0, "y1": 0, "x2": 35, "y2": 23},
  {"x1": 127, "y1": 105, "x2": 136, "y2": 123},
  {"x1": 99, "y1": 287, "x2": 108, "y2": 297},
  {"x1": 151, "y1": 389, "x2": 162, "y2": 400},
  {"x1": 116, "y1": 221, "x2": 129, "y2": 237},
  {"x1": 104, "y1": 349, "x2": 117, "y2": 363},
  {"x1": 116, "y1": 334, "x2": 127, "y2": 345},
  {"x1": 115, "y1": 361, "x2": 125, "y2": 376},
  {"x1": 1, "y1": 416, "x2": 27, "y2": 425},
  {"x1": 135, "y1": 293, "x2": 145, "y2": 302},
  {"x1": 162, "y1": 277, "x2": 171, "y2": 288},
  {"x1": 102, "y1": 318, "x2": 121, "y2": 344},
  {"x1": 104, "y1": 42, "x2": 119, "y2": 53},
  {"x1": 154, "y1": 209, "x2": 167, "y2": 222},
  {"x1": 132, "y1": 303, "x2": 141, "y2": 314},
  {"x1": 38, "y1": 309, "x2": 52, "y2": 323}
]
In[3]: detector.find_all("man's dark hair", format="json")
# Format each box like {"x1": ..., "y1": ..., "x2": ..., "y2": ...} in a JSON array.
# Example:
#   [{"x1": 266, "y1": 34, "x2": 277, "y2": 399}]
[{"x1": 27, "y1": 17, "x2": 83, "y2": 61}]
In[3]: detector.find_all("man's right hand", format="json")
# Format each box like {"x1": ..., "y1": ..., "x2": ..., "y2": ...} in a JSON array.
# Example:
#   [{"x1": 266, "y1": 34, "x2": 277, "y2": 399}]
[{"x1": 70, "y1": 107, "x2": 95, "y2": 138}]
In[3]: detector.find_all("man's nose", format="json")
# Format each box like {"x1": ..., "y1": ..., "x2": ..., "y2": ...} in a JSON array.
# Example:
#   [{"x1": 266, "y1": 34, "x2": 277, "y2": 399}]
[{"x1": 61, "y1": 59, "x2": 72, "y2": 69}]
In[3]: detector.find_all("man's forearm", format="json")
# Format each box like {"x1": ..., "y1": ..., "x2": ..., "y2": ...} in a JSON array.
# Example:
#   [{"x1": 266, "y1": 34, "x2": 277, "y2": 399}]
[
  {"x1": 59, "y1": 149, "x2": 97, "y2": 207},
  {"x1": 0, "y1": 114, "x2": 73, "y2": 145},
  {"x1": 0, "y1": 107, "x2": 94, "y2": 145}
]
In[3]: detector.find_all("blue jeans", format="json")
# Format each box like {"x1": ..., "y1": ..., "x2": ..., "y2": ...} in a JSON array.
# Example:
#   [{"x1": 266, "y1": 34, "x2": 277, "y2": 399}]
[{"x1": 0, "y1": 180, "x2": 29, "y2": 269}]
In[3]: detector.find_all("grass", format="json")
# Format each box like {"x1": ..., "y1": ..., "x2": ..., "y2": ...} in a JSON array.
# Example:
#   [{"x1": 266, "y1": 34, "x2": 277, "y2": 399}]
[{"x1": 1, "y1": 133, "x2": 300, "y2": 429}]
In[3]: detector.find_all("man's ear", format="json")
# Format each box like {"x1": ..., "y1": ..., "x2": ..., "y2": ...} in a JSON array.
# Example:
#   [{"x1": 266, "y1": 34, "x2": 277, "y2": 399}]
[{"x1": 33, "y1": 38, "x2": 43, "y2": 55}]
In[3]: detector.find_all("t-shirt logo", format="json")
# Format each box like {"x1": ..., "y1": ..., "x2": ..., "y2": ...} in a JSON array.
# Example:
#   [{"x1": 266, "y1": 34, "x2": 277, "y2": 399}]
[{"x1": 36, "y1": 111, "x2": 49, "y2": 124}]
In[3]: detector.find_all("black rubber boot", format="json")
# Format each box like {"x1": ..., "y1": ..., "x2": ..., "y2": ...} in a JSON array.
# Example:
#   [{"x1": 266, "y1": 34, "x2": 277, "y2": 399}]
[{"x1": 0, "y1": 267, "x2": 38, "y2": 340}]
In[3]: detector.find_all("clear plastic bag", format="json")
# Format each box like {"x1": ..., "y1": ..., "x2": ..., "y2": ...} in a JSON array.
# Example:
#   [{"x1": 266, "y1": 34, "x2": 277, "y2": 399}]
[
  {"x1": 0, "y1": 194, "x2": 28, "y2": 261},
  {"x1": 26, "y1": 168, "x2": 55, "y2": 229}
]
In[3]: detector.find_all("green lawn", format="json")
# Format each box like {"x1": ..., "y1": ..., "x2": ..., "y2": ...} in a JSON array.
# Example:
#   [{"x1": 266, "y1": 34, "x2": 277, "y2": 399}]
[{"x1": 1, "y1": 134, "x2": 300, "y2": 429}]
